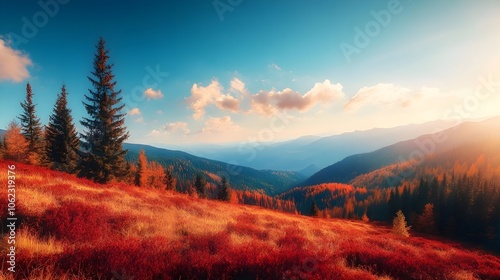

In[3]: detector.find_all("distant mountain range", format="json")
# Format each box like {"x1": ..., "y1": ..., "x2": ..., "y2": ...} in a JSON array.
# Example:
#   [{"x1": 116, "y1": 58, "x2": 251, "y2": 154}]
[
  {"x1": 123, "y1": 143, "x2": 305, "y2": 195},
  {"x1": 300, "y1": 116, "x2": 500, "y2": 188},
  {"x1": 183, "y1": 120, "x2": 460, "y2": 175},
  {"x1": 279, "y1": 116, "x2": 500, "y2": 218}
]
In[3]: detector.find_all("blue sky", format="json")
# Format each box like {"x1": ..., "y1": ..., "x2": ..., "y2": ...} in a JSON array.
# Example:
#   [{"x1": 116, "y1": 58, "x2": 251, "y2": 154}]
[{"x1": 1, "y1": 0, "x2": 499, "y2": 147}]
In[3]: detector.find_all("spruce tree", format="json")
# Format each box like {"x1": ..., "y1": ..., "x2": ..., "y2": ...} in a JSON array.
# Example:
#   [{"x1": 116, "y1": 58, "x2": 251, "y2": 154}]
[
  {"x1": 388, "y1": 188, "x2": 400, "y2": 219},
  {"x1": 79, "y1": 37, "x2": 129, "y2": 183},
  {"x1": 194, "y1": 174, "x2": 207, "y2": 198},
  {"x1": 217, "y1": 176, "x2": 231, "y2": 201},
  {"x1": 491, "y1": 189, "x2": 500, "y2": 251},
  {"x1": 164, "y1": 167, "x2": 177, "y2": 191},
  {"x1": 19, "y1": 83, "x2": 44, "y2": 165},
  {"x1": 436, "y1": 174, "x2": 448, "y2": 232},
  {"x1": 45, "y1": 85, "x2": 80, "y2": 173},
  {"x1": 309, "y1": 201, "x2": 319, "y2": 217}
]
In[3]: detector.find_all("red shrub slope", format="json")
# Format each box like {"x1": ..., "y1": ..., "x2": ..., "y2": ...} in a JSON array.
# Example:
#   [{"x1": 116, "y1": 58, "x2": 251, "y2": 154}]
[{"x1": 1, "y1": 160, "x2": 499, "y2": 279}]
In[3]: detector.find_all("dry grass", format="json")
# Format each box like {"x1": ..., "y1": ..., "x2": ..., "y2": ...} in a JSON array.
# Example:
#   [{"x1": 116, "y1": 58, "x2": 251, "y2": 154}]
[
  {"x1": 14, "y1": 228, "x2": 64, "y2": 257},
  {"x1": 447, "y1": 270, "x2": 479, "y2": 280}
]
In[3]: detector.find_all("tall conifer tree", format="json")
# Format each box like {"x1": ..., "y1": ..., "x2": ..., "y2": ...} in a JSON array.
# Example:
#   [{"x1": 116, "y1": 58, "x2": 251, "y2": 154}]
[
  {"x1": 19, "y1": 83, "x2": 45, "y2": 165},
  {"x1": 310, "y1": 201, "x2": 319, "y2": 217},
  {"x1": 217, "y1": 177, "x2": 231, "y2": 201},
  {"x1": 45, "y1": 85, "x2": 80, "y2": 172},
  {"x1": 194, "y1": 174, "x2": 207, "y2": 198},
  {"x1": 79, "y1": 37, "x2": 129, "y2": 183}
]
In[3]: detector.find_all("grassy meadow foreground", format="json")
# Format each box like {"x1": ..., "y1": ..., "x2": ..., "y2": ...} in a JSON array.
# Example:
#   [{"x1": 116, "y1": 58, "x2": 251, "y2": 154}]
[{"x1": 1, "y1": 161, "x2": 500, "y2": 280}]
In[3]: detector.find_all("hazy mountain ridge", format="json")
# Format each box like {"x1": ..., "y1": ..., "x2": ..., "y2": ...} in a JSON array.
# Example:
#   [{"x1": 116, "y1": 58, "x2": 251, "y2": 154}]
[
  {"x1": 123, "y1": 143, "x2": 304, "y2": 195},
  {"x1": 350, "y1": 136, "x2": 500, "y2": 190},
  {"x1": 300, "y1": 116, "x2": 500, "y2": 187},
  {"x1": 185, "y1": 120, "x2": 460, "y2": 173}
]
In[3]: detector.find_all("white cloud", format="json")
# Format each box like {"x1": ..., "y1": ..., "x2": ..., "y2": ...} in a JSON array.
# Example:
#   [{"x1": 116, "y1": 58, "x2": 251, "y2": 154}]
[
  {"x1": 128, "y1": 108, "x2": 141, "y2": 116},
  {"x1": 218, "y1": 95, "x2": 240, "y2": 112},
  {"x1": 270, "y1": 63, "x2": 282, "y2": 71},
  {"x1": 187, "y1": 78, "x2": 345, "y2": 118},
  {"x1": 230, "y1": 78, "x2": 246, "y2": 93},
  {"x1": 144, "y1": 88, "x2": 164, "y2": 100},
  {"x1": 250, "y1": 80, "x2": 345, "y2": 115},
  {"x1": 150, "y1": 129, "x2": 161, "y2": 136},
  {"x1": 186, "y1": 80, "x2": 241, "y2": 120},
  {"x1": 202, "y1": 116, "x2": 239, "y2": 133},
  {"x1": 164, "y1": 121, "x2": 190, "y2": 134},
  {"x1": 135, "y1": 116, "x2": 145, "y2": 123},
  {"x1": 0, "y1": 39, "x2": 32, "y2": 82},
  {"x1": 344, "y1": 83, "x2": 440, "y2": 112},
  {"x1": 156, "y1": 110, "x2": 163, "y2": 115}
]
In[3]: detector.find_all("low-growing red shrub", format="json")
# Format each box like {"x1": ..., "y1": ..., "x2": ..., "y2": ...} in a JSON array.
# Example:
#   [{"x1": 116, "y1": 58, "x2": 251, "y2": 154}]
[
  {"x1": 236, "y1": 212, "x2": 258, "y2": 224},
  {"x1": 40, "y1": 201, "x2": 111, "y2": 243},
  {"x1": 107, "y1": 212, "x2": 135, "y2": 234},
  {"x1": 168, "y1": 194, "x2": 194, "y2": 210},
  {"x1": 15, "y1": 253, "x2": 59, "y2": 279},
  {"x1": 186, "y1": 231, "x2": 231, "y2": 255},
  {"x1": 58, "y1": 237, "x2": 176, "y2": 279},
  {"x1": 0, "y1": 196, "x2": 8, "y2": 220},
  {"x1": 226, "y1": 221, "x2": 269, "y2": 240},
  {"x1": 5, "y1": 159, "x2": 500, "y2": 279},
  {"x1": 277, "y1": 228, "x2": 308, "y2": 250},
  {"x1": 341, "y1": 241, "x2": 450, "y2": 279}
]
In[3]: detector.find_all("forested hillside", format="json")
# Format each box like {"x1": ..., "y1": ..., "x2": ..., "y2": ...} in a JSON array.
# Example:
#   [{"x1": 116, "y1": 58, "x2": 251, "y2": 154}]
[
  {"x1": 301, "y1": 117, "x2": 500, "y2": 187},
  {"x1": 284, "y1": 118, "x2": 500, "y2": 253},
  {"x1": 124, "y1": 143, "x2": 304, "y2": 195}
]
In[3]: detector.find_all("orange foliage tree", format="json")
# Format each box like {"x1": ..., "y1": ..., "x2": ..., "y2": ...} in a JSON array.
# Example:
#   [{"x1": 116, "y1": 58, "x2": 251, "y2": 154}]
[
  {"x1": 148, "y1": 161, "x2": 167, "y2": 189},
  {"x1": 416, "y1": 203, "x2": 437, "y2": 234},
  {"x1": 135, "y1": 149, "x2": 149, "y2": 187},
  {"x1": 3, "y1": 121, "x2": 29, "y2": 163},
  {"x1": 134, "y1": 149, "x2": 171, "y2": 189}
]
